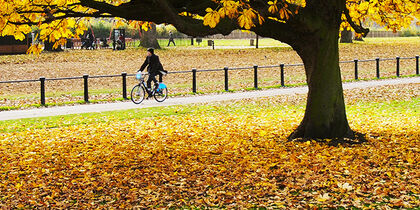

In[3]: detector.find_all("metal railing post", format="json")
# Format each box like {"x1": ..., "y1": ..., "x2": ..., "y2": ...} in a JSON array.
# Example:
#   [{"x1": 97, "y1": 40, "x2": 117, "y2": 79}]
[
  {"x1": 280, "y1": 64, "x2": 285, "y2": 87},
  {"x1": 192, "y1": 68, "x2": 197, "y2": 93},
  {"x1": 224, "y1": 67, "x2": 229, "y2": 91},
  {"x1": 83, "y1": 74, "x2": 89, "y2": 103},
  {"x1": 396, "y1": 56, "x2": 400, "y2": 77},
  {"x1": 416, "y1": 55, "x2": 419, "y2": 75},
  {"x1": 253, "y1": 65, "x2": 258, "y2": 89},
  {"x1": 354, "y1": 59, "x2": 358, "y2": 80},
  {"x1": 376, "y1": 58, "x2": 380, "y2": 79},
  {"x1": 122, "y1": 72, "x2": 127, "y2": 99},
  {"x1": 40, "y1": 77, "x2": 45, "y2": 106}
]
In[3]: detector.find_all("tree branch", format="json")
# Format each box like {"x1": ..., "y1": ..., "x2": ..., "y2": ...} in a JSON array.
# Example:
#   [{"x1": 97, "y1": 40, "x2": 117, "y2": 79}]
[
  {"x1": 153, "y1": 0, "x2": 237, "y2": 36},
  {"x1": 79, "y1": 0, "x2": 122, "y2": 15},
  {"x1": 344, "y1": 6, "x2": 369, "y2": 37},
  {"x1": 8, "y1": 11, "x2": 113, "y2": 26}
]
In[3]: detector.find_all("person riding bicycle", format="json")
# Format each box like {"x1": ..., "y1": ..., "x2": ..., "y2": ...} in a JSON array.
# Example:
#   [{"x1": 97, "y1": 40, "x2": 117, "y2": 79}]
[{"x1": 138, "y1": 48, "x2": 167, "y2": 91}]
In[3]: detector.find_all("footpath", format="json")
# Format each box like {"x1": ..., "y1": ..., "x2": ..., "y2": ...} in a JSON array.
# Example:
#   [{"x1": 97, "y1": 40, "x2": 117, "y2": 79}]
[{"x1": 0, "y1": 77, "x2": 419, "y2": 121}]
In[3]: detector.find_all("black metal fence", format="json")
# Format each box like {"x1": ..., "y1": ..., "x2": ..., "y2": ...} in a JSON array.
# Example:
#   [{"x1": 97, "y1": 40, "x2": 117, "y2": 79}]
[{"x1": 0, "y1": 56, "x2": 419, "y2": 106}]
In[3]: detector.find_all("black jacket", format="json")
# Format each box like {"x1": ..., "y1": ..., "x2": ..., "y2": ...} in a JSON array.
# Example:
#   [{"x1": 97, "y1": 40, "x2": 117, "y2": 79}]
[{"x1": 139, "y1": 54, "x2": 163, "y2": 76}]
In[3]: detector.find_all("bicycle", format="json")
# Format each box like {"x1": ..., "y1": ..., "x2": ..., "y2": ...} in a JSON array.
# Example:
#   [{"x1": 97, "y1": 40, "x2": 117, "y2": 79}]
[{"x1": 131, "y1": 72, "x2": 168, "y2": 104}]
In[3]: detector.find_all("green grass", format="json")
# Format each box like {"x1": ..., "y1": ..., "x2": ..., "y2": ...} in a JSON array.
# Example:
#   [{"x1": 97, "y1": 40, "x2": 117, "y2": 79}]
[
  {"x1": 0, "y1": 104, "x2": 217, "y2": 133},
  {"x1": 150, "y1": 37, "x2": 420, "y2": 48},
  {"x1": 125, "y1": 36, "x2": 420, "y2": 48},
  {"x1": 153, "y1": 37, "x2": 420, "y2": 48},
  {"x1": 0, "y1": 87, "x2": 123, "y2": 99},
  {"x1": 155, "y1": 38, "x2": 287, "y2": 48},
  {"x1": 352, "y1": 37, "x2": 420, "y2": 45},
  {"x1": 1, "y1": 74, "x2": 418, "y2": 110},
  {"x1": 0, "y1": 97, "x2": 128, "y2": 111},
  {"x1": 1, "y1": 95, "x2": 418, "y2": 134}
]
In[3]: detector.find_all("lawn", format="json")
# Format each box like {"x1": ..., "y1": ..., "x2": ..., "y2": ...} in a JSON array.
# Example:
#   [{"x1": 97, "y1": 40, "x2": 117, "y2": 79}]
[
  {"x1": 156, "y1": 37, "x2": 288, "y2": 47},
  {"x1": 0, "y1": 37, "x2": 419, "y2": 109},
  {"x1": 0, "y1": 83, "x2": 418, "y2": 208}
]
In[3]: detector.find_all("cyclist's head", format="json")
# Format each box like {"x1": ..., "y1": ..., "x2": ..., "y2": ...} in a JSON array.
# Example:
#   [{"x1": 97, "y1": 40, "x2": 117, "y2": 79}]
[{"x1": 147, "y1": 48, "x2": 154, "y2": 56}]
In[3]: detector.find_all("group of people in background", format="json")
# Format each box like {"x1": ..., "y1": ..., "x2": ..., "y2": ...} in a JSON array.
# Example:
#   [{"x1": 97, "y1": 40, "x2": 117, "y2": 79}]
[
  {"x1": 80, "y1": 31, "x2": 176, "y2": 50},
  {"x1": 80, "y1": 31, "x2": 123, "y2": 50}
]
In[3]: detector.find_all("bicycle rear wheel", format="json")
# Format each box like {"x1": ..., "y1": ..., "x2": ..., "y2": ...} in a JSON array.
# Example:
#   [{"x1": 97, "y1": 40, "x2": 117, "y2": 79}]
[
  {"x1": 131, "y1": 84, "x2": 146, "y2": 104},
  {"x1": 154, "y1": 87, "x2": 168, "y2": 102}
]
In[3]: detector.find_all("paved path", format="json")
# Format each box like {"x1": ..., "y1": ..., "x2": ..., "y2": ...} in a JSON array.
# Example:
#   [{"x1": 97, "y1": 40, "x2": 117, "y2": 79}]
[{"x1": 0, "y1": 77, "x2": 419, "y2": 121}]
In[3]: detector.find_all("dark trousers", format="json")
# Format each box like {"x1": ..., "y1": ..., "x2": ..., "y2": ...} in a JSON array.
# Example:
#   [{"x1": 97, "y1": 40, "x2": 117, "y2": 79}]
[
  {"x1": 167, "y1": 39, "x2": 175, "y2": 46},
  {"x1": 158, "y1": 73, "x2": 163, "y2": 83},
  {"x1": 147, "y1": 74, "x2": 158, "y2": 89}
]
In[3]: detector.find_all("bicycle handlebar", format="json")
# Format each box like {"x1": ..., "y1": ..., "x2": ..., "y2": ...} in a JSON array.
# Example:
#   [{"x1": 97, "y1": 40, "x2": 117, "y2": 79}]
[{"x1": 137, "y1": 72, "x2": 149, "y2": 75}]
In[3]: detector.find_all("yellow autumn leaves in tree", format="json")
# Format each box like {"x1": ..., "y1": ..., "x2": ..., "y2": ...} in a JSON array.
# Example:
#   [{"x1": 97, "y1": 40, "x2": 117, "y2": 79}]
[
  {"x1": 0, "y1": 0, "x2": 87, "y2": 54},
  {"x1": 1, "y1": 0, "x2": 418, "y2": 54},
  {"x1": 203, "y1": 8, "x2": 221, "y2": 28},
  {"x1": 204, "y1": 0, "x2": 418, "y2": 32},
  {"x1": 238, "y1": 9, "x2": 259, "y2": 29},
  {"x1": 203, "y1": 0, "x2": 243, "y2": 28},
  {"x1": 342, "y1": 0, "x2": 420, "y2": 35},
  {"x1": 0, "y1": 0, "x2": 152, "y2": 54},
  {"x1": 204, "y1": 0, "x2": 302, "y2": 29},
  {"x1": 203, "y1": 0, "x2": 288, "y2": 30}
]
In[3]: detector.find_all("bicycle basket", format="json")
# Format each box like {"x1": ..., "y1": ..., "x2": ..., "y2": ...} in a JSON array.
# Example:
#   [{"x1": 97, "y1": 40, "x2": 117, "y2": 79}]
[
  {"x1": 136, "y1": 73, "x2": 143, "y2": 80},
  {"x1": 158, "y1": 83, "x2": 167, "y2": 90}
]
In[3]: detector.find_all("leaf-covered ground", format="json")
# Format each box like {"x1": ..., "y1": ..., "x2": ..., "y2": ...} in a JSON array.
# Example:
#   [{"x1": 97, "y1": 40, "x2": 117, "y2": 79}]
[
  {"x1": 0, "y1": 84, "x2": 418, "y2": 208},
  {"x1": 0, "y1": 37, "x2": 419, "y2": 108}
]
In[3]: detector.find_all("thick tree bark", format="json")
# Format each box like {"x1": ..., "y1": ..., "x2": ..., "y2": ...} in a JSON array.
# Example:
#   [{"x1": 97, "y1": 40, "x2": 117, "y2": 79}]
[
  {"x1": 288, "y1": 28, "x2": 353, "y2": 140},
  {"x1": 354, "y1": 35, "x2": 364, "y2": 41},
  {"x1": 139, "y1": 23, "x2": 161, "y2": 49},
  {"x1": 43, "y1": 40, "x2": 63, "y2": 52},
  {"x1": 340, "y1": 29, "x2": 353, "y2": 43}
]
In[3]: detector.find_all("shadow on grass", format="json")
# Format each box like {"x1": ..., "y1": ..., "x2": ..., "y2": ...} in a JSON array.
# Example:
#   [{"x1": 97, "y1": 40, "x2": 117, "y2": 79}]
[{"x1": 289, "y1": 131, "x2": 368, "y2": 147}]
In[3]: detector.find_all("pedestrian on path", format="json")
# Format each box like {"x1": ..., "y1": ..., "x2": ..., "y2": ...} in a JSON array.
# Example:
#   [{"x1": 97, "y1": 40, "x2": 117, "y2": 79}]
[{"x1": 167, "y1": 31, "x2": 176, "y2": 46}]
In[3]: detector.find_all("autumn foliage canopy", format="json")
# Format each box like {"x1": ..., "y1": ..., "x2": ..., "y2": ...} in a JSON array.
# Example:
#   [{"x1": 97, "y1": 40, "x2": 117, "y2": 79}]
[{"x1": 0, "y1": 0, "x2": 418, "y2": 53}]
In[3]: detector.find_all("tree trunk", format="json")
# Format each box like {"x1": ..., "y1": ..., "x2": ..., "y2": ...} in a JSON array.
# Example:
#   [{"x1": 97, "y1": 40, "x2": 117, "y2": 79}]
[
  {"x1": 288, "y1": 28, "x2": 353, "y2": 140},
  {"x1": 340, "y1": 28, "x2": 353, "y2": 43},
  {"x1": 139, "y1": 23, "x2": 161, "y2": 49},
  {"x1": 354, "y1": 34, "x2": 364, "y2": 41},
  {"x1": 43, "y1": 40, "x2": 63, "y2": 52}
]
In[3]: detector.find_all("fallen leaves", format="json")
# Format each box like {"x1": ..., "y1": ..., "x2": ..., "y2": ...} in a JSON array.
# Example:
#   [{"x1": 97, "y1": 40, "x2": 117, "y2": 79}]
[
  {"x1": 0, "y1": 84, "x2": 418, "y2": 208},
  {"x1": 1, "y1": 39, "x2": 419, "y2": 108}
]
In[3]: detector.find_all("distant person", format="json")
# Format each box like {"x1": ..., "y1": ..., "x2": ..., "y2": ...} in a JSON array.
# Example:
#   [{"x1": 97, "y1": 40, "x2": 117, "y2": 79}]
[
  {"x1": 88, "y1": 32, "x2": 95, "y2": 49},
  {"x1": 116, "y1": 34, "x2": 125, "y2": 50},
  {"x1": 138, "y1": 48, "x2": 167, "y2": 91},
  {"x1": 100, "y1": 38, "x2": 109, "y2": 48},
  {"x1": 118, "y1": 34, "x2": 125, "y2": 49},
  {"x1": 81, "y1": 32, "x2": 94, "y2": 49},
  {"x1": 167, "y1": 31, "x2": 176, "y2": 46}
]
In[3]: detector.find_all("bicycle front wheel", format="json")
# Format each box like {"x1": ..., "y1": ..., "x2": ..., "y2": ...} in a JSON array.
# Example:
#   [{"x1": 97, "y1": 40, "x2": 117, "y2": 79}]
[
  {"x1": 154, "y1": 87, "x2": 168, "y2": 102},
  {"x1": 131, "y1": 84, "x2": 146, "y2": 104}
]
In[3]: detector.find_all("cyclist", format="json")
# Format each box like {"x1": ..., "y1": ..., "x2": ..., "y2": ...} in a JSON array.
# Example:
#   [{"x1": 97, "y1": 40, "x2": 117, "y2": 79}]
[{"x1": 138, "y1": 48, "x2": 166, "y2": 92}]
